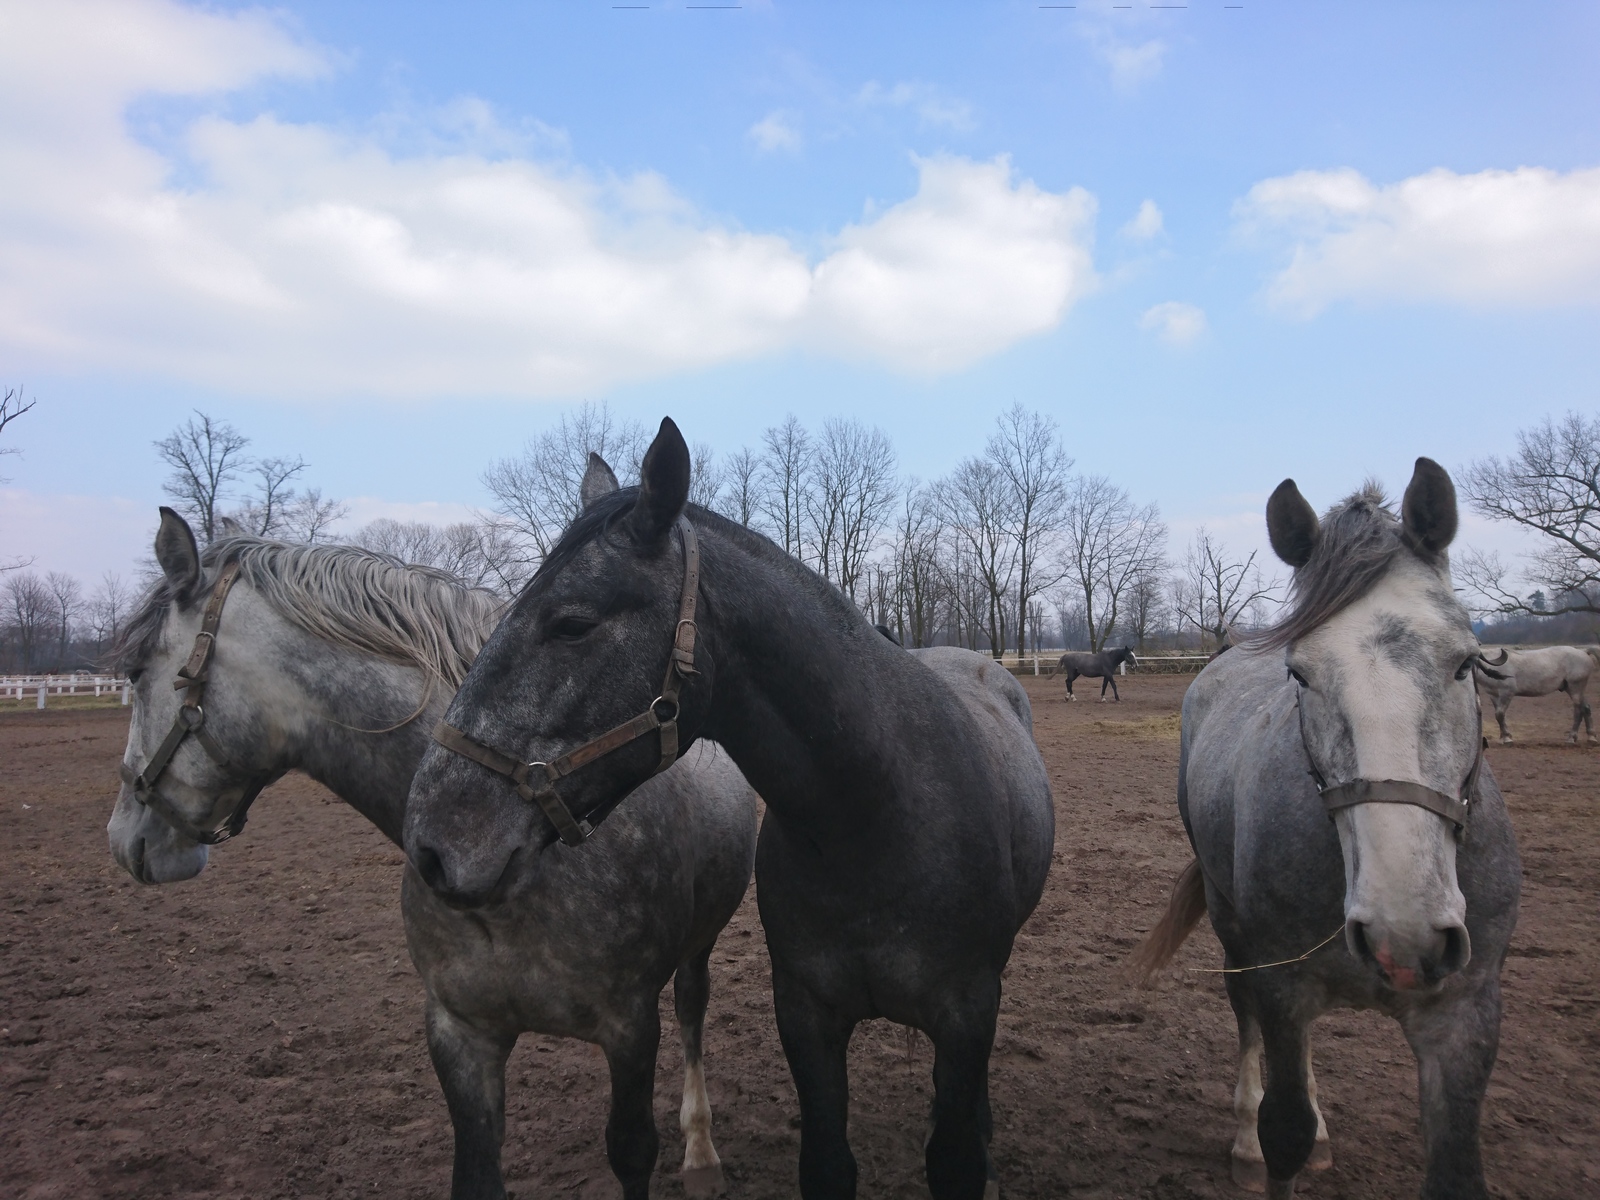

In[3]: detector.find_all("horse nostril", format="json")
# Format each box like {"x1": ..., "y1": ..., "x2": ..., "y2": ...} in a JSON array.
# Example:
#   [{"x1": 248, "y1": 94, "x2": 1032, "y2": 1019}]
[
  {"x1": 1432, "y1": 925, "x2": 1472, "y2": 980},
  {"x1": 1347, "y1": 920, "x2": 1376, "y2": 966},
  {"x1": 413, "y1": 844, "x2": 448, "y2": 893}
]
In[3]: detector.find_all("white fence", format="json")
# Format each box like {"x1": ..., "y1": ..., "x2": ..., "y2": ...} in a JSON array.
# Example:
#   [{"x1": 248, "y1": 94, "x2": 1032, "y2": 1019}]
[{"x1": 1, "y1": 675, "x2": 131, "y2": 708}]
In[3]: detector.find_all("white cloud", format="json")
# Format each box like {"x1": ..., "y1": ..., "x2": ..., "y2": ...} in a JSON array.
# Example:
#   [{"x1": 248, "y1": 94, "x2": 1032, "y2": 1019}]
[
  {"x1": 748, "y1": 110, "x2": 801, "y2": 154},
  {"x1": 856, "y1": 81, "x2": 976, "y2": 132},
  {"x1": 1121, "y1": 199, "x2": 1164, "y2": 241},
  {"x1": 810, "y1": 156, "x2": 1097, "y2": 372},
  {"x1": 1139, "y1": 301, "x2": 1207, "y2": 346},
  {"x1": 0, "y1": 2, "x2": 1093, "y2": 397},
  {"x1": 1237, "y1": 165, "x2": 1600, "y2": 314}
]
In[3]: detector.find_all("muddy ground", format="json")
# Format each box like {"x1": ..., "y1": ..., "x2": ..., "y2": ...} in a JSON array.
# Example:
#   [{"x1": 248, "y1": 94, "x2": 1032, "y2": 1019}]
[{"x1": 2, "y1": 675, "x2": 1596, "y2": 1199}]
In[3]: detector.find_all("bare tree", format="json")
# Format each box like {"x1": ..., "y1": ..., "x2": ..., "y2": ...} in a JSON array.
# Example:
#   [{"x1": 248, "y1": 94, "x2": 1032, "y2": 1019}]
[
  {"x1": 806, "y1": 419, "x2": 897, "y2": 600},
  {"x1": 1, "y1": 385, "x2": 36, "y2": 484},
  {"x1": 1173, "y1": 528, "x2": 1277, "y2": 650},
  {"x1": 482, "y1": 401, "x2": 647, "y2": 565},
  {"x1": 988, "y1": 404, "x2": 1073, "y2": 654},
  {"x1": 1123, "y1": 566, "x2": 1168, "y2": 651},
  {"x1": 154, "y1": 412, "x2": 252, "y2": 543},
  {"x1": 4, "y1": 572, "x2": 52, "y2": 671},
  {"x1": 888, "y1": 482, "x2": 944, "y2": 647},
  {"x1": 231, "y1": 455, "x2": 307, "y2": 536},
  {"x1": 940, "y1": 457, "x2": 1018, "y2": 657},
  {"x1": 721, "y1": 446, "x2": 762, "y2": 528},
  {"x1": 2, "y1": 386, "x2": 38, "y2": 571},
  {"x1": 352, "y1": 517, "x2": 524, "y2": 596},
  {"x1": 1058, "y1": 475, "x2": 1167, "y2": 651},
  {"x1": 281, "y1": 488, "x2": 349, "y2": 543},
  {"x1": 45, "y1": 572, "x2": 82, "y2": 671},
  {"x1": 758, "y1": 416, "x2": 812, "y2": 559},
  {"x1": 1459, "y1": 412, "x2": 1600, "y2": 617},
  {"x1": 88, "y1": 573, "x2": 133, "y2": 656},
  {"x1": 689, "y1": 442, "x2": 726, "y2": 512}
]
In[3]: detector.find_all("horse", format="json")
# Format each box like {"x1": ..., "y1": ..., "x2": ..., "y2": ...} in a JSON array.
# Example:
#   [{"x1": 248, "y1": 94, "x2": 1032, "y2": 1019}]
[
  {"x1": 405, "y1": 422, "x2": 1055, "y2": 1200},
  {"x1": 1131, "y1": 460, "x2": 1520, "y2": 1200},
  {"x1": 106, "y1": 506, "x2": 759, "y2": 1200},
  {"x1": 1058, "y1": 645, "x2": 1137, "y2": 701},
  {"x1": 1473, "y1": 644, "x2": 1596, "y2": 744}
]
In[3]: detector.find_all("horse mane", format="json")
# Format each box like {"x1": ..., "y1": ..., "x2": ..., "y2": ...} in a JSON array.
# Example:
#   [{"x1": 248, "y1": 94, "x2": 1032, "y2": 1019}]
[
  {"x1": 1250, "y1": 482, "x2": 1422, "y2": 652},
  {"x1": 115, "y1": 537, "x2": 505, "y2": 687}
]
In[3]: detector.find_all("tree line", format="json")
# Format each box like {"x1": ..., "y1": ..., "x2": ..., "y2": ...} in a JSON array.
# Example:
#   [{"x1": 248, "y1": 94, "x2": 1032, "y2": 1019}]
[{"x1": 7, "y1": 399, "x2": 1597, "y2": 673}]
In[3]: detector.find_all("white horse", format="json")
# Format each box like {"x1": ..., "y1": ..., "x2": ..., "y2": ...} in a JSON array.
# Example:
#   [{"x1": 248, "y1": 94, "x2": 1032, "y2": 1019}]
[{"x1": 1475, "y1": 644, "x2": 1598, "y2": 744}]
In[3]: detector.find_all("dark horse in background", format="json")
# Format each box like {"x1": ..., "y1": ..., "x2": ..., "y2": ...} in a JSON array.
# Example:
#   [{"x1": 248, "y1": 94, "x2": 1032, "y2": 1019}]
[
  {"x1": 1134, "y1": 460, "x2": 1519, "y2": 1199},
  {"x1": 1058, "y1": 645, "x2": 1136, "y2": 701},
  {"x1": 406, "y1": 420, "x2": 1055, "y2": 1200}
]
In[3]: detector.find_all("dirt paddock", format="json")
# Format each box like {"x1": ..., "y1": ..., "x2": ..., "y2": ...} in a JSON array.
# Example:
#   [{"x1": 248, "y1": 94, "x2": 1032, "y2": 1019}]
[{"x1": 3, "y1": 675, "x2": 1596, "y2": 1199}]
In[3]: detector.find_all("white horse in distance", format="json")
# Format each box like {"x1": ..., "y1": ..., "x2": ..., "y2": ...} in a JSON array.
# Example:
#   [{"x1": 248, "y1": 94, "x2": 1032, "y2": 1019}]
[{"x1": 1475, "y1": 644, "x2": 1600, "y2": 744}]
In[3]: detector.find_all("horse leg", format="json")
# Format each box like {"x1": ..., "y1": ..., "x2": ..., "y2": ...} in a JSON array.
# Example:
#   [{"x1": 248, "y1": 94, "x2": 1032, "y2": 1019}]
[
  {"x1": 1304, "y1": 1043, "x2": 1332, "y2": 1170},
  {"x1": 1399, "y1": 980, "x2": 1501, "y2": 1200},
  {"x1": 1249, "y1": 983, "x2": 1318, "y2": 1199},
  {"x1": 1494, "y1": 696, "x2": 1512, "y2": 744},
  {"x1": 772, "y1": 965, "x2": 857, "y2": 1199},
  {"x1": 925, "y1": 979, "x2": 1001, "y2": 1200},
  {"x1": 601, "y1": 1003, "x2": 663, "y2": 1200},
  {"x1": 1107, "y1": 673, "x2": 1121, "y2": 702},
  {"x1": 1098, "y1": 675, "x2": 1108, "y2": 702},
  {"x1": 425, "y1": 998, "x2": 515, "y2": 1200},
  {"x1": 673, "y1": 946, "x2": 724, "y2": 1197},
  {"x1": 1064, "y1": 671, "x2": 1076, "y2": 701}
]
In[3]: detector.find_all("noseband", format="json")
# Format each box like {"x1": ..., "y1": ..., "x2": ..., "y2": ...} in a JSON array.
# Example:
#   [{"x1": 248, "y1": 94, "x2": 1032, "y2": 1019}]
[
  {"x1": 432, "y1": 515, "x2": 701, "y2": 848},
  {"x1": 1294, "y1": 675, "x2": 1483, "y2": 835},
  {"x1": 119, "y1": 560, "x2": 275, "y2": 845}
]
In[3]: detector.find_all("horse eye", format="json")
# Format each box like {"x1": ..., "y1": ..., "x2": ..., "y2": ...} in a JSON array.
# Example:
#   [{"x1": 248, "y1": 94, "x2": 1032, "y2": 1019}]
[
  {"x1": 548, "y1": 616, "x2": 598, "y2": 642},
  {"x1": 1455, "y1": 656, "x2": 1476, "y2": 681},
  {"x1": 1287, "y1": 667, "x2": 1309, "y2": 687},
  {"x1": 127, "y1": 669, "x2": 143, "y2": 684}
]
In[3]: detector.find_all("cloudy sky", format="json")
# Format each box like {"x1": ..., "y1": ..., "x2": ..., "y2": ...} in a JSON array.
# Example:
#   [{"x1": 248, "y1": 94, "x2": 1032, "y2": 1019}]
[{"x1": 2, "y1": 0, "x2": 1598, "y2": 580}]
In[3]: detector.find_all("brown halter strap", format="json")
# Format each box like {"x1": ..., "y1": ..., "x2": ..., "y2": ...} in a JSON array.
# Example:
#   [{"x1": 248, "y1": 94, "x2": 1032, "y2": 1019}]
[
  {"x1": 118, "y1": 560, "x2": 276, "y2": 845},
  {"x1": 432, "y1": 514, "x2": 701, "y2": 847}
]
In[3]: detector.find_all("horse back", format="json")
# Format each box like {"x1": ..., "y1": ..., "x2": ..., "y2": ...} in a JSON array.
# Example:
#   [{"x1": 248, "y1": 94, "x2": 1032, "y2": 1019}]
[{"x1": 906, "y1": 647, "x2": 1055, "y2": 918}]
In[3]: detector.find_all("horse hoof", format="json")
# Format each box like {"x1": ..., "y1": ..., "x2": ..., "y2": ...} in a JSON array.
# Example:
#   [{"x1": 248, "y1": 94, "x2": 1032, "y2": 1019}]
[
  {"x1": 984, "y1": 1179, "x2": 1001, "y2": 1200},
  {"x1": 682, "y1": 1164, "x2": 726, "y2": 1197},
  {"x1": 1307, "y1": 1139, "x2": 1332, "y2": 1171},
  {"x1": 1499, "y1": 736, "x2": 1513, "y2": 745},
  {"x1": 1231, "y1": 1153, "x2": 1268, "y2": 1193}
]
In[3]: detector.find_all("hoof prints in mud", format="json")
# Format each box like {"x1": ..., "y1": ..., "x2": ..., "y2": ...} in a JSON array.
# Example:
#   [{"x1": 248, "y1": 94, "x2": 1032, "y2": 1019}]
[{"x1": 3, "y1": 685, "x2": 1598, "y2": 1197}]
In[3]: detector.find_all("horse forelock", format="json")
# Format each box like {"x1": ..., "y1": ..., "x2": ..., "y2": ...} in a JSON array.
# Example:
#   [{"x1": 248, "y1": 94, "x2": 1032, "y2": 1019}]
[
  {"x1": 114, "y1": 537, "x2": 504, "y2": 687},
  {"x1": 1251, "y1": 483, "x2": 1455, "y2": 652}
]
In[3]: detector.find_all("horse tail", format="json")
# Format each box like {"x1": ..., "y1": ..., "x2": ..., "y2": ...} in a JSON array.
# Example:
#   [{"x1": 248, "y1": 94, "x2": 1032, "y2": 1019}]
[{"x1": 1127, "y1": 857, "x2": 1208, "y2": 985}]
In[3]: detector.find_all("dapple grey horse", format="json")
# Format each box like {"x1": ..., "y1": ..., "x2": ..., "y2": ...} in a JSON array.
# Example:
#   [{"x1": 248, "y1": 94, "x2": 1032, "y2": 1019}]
[
  {"x1": 406, "y1": 422, "x2": 1055, "y2": 1200},
  {"x1": 1133, "y1": 460, "x2": 1520, "y2": 1200},
  {"x1": 107, "y1": 507, "x2": 758, "y2": 1200},
  {"x1": 1057, "y1": 645, "x2": 1137, "y2": 701},
  {"x1": 1474, "y1": 643, "x2": 1597, "y2": 744}
]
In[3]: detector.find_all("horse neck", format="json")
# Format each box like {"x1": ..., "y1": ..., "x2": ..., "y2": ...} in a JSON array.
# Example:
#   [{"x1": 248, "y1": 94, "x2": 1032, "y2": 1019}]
[
  {"x1": 275, "y1": 638, "x2": 442, "y2": 847},
  {"x1": 697, "y1": 526, "x2": 922, "y2": 832}
]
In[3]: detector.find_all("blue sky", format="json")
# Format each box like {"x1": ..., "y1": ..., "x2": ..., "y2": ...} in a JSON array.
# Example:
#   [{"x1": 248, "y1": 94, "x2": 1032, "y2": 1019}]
[{"x1": 2, "y1": 0, "x2": 1598, "y2": 580}]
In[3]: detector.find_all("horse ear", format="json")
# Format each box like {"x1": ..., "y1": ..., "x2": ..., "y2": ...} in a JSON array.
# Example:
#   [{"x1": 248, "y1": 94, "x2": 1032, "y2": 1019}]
[
  {"x1": 629, "y1": 418, "x2": 690, "y2": 543},
  {"x1": 1266, "y1": 479, "x2": 1319, "y2": 568},
  {"x1": 1401, "y1": 457, "x2": 1458, "y2": 556},
  {"x1": 154, "y1": 507, "x2": 201, "y2": 598},
  {"x1": 579, "y1": 452, "x2": 620, "y2": 510},
  {"x1": 218, "y1": 515, "x2": 246, "y2": 537}
]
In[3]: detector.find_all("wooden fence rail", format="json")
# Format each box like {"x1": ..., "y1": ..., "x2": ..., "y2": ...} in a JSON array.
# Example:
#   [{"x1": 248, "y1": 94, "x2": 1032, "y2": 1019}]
[{"x1": 1, "y1": 675, "x2": 132, "y2": 708}]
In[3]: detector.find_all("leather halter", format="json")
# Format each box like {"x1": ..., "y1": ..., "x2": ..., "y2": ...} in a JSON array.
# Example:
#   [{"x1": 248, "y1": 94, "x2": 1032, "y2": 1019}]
[
  {"x1": 432, "y1": 515, "x2": 701, "y2": 848},
  {"x1": 1294, "y1": 676, "x2": 1483, "y2": 835},
  {"x1": 118, "y1": 561, "x2": 275, "y2": 845}
]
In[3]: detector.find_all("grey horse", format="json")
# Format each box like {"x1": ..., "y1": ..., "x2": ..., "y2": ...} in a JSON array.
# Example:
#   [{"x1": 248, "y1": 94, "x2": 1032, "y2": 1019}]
[
  {"x1": 1473, "y1": 643, "x2": 1597, "y2": 744},
  {"x1": 1057, "y1": 645, "x2": 1137, "y2": 701},
  {"x1": 405, "y1": 422, "x2": 1055, "y2": 1200},
  {"x1": 1133, "y1": 460, "x2": 1520, "y2": 1200},
  {"x1": 106, "y1": 507, "x2": 758, "y2": 1200}
]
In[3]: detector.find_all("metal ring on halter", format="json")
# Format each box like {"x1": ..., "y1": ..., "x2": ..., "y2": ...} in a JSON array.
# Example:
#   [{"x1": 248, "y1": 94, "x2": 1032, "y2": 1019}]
[{"x1": 651, "y1": 695, "x2": 680, "y2": 723}]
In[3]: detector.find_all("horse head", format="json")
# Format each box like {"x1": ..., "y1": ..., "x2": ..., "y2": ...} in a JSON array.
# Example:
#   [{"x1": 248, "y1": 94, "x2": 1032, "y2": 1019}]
[
  {"x1": 406, "y1": 421, "x2": 708, "y2": 907},
  {"x1": 1265, "y1": 459, "x2": 1482, "y2": 990}
]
